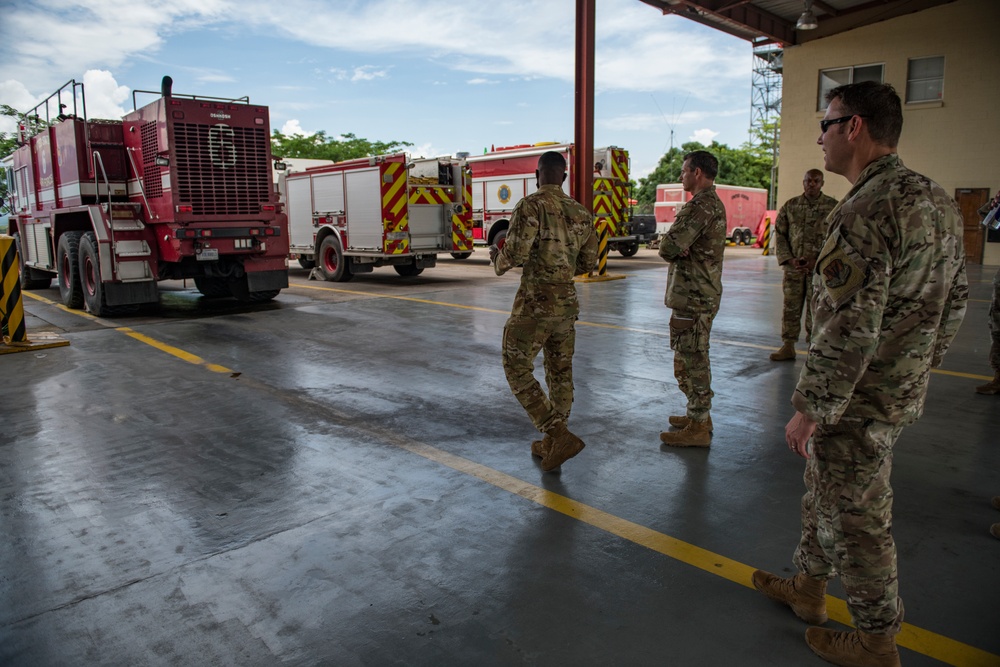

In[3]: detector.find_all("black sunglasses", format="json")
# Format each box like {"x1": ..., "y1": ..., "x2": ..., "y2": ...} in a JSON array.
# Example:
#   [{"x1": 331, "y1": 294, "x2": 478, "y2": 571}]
[{"x1": 820, "y1": 114, "x2": 866, "y2": 133}]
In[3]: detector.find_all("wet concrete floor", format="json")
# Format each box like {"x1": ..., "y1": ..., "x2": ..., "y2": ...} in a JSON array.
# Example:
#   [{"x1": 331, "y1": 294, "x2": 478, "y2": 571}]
[{"x1": 2, "y1": 248, "x2": 998, "y2": 666}]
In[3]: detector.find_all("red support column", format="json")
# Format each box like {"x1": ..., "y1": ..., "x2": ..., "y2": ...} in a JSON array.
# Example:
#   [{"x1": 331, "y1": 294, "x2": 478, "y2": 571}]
[{"x1": 574, "y1": 0, "x2": 595, "y2": 215}]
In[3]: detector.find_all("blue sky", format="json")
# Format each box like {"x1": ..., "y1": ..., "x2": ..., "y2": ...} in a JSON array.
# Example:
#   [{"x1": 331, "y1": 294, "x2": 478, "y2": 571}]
[{"x1": 0, "y1": 0, "x2": 755, "y2": 179}]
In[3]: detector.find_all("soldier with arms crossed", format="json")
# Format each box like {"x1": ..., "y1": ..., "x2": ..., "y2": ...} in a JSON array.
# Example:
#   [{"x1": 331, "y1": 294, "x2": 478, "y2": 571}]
[
  {"x1": 770, "y1": 169, "x2": 837, "y2": 361},
  {"x1": 657, "y1": 150, "x2": 727, "y2": 448},
  {"x1": 491, "y1": 151, "x2": 598, "y2": 472},
  {"x1": 752, "y1": 82, "x2": 968, "y2": 667}
]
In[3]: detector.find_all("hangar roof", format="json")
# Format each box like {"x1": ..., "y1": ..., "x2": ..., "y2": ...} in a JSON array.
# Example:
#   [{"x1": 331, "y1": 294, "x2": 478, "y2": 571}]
[{"x1": 637, "y1": 0, "x2": 957, "y2": 46}]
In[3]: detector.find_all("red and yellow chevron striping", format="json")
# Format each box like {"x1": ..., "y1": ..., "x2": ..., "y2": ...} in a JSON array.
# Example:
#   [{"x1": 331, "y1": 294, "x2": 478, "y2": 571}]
[{"x1": 381, "y1": 162, "x2": 409, "y2": 255}]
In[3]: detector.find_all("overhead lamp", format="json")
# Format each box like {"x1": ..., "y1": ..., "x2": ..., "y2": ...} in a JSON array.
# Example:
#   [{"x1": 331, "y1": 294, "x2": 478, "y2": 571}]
[{"x1": 796, "y1": 0, "x2": 819, "y2": 30}]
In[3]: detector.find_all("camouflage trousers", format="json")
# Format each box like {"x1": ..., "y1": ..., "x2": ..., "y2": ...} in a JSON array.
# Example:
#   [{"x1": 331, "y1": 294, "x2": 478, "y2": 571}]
[
  {"x1": 794, "y1": 418, "x2": 905, "y2": 635},
  {"x1": 989, "y1": 267, "x2": 1000, "y2": 372},
  {"x1": 502, "y1": 315, "x2": 576, "y2": 433},
  {"x1": 780, "y1": 267, "x2": 813, "y2": 344},
  {"x1": 669, "y1": 312, "x2": 715, "y2": 421}
]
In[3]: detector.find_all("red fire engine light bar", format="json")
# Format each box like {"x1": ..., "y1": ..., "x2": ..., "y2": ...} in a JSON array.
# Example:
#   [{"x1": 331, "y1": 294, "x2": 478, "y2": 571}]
[
  {"x1": 177, "y1": 205, "x2": 194, "y2": 213},
  {"x1": 170, "y1": 99, "x2": 182, "y2": 106},
  {"x1": 261, "y1": 204, "x2": 275, "y2": 212}
]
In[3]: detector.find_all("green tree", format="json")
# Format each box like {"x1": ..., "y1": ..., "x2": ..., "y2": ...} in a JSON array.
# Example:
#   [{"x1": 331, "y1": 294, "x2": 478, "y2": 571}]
[
  {"x1": 635, "y1": 138, "x2": 774, "y2": 214},
  {"x1": 0, "y1": 104, "x2": 23, "y2": 217},
  {"x1": 271, "y1": 130, "x2": 412, "y2": 162}
]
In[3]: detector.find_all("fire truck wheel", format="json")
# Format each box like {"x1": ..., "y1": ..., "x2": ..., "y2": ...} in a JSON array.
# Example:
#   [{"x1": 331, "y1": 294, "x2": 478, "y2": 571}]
[
  {"x1": 743, "y1": 230, "x2": 754, "y2": 246},
  {"x1": 298, "y1": 256, "x2": 316, "y2": 270},
  {"x1": 57, "y1": 231, "x2": 85, "y2": 309},
  {"x1": 13, "y1": 233, "x2": 52, "y2": 290},
  {"x1": 194, "y1": 277, "x2": 233, "y2": 298},
  {"x1": 619, "y1": 242, "x2": 640, "y2": 258},
  {"x1": 79, "y1": 231, "x2": 113, "y2": 317},
  {"x1": 492, "y1": 229, "x2": 508, "y2": 251},
  {"x1": 393, "y1": 262, "x2": 423, "y2": 277},
  {"x1": 316, "y1": 236, "x2": 352, "y2": 282},
  {"x1": 450, "y1": 252, "x2": 472, "y2": 260}
]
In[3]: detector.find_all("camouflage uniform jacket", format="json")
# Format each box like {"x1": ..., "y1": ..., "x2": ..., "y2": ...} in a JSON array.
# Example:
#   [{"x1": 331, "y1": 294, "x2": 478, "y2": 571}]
[
  {"x1": 494, "y1": 184, "x2": 598, "y2": 319},
  {"x1": 774, "y1": 192, "x2": 838, "y2": 265},
  {"x1": 792, "y1": 154, "x2": 968, "y2": 426},
  {"x1": 658, "y1": 185, "x2": 727, "y2": 315}
]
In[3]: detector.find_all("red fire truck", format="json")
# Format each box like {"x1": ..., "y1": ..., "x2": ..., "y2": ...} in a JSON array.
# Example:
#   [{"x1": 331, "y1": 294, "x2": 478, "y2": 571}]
[
  {"x1": 466, "y1": 143, "x2": 650, "y2": 257},
  {"x1": 2, "y1": 77, "x2": 288, "y2": 316},
  {"x1": 654, "y1": 182, "x2": 768, "y2": 246},
  {"x1": 279, "y1": 153, "x2": 473, "y2": 280}
]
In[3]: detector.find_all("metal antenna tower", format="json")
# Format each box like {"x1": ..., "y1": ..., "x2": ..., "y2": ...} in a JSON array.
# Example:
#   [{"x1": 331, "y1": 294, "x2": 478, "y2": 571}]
[{"x1": 751, "y1": 42, "x2": 783, "y2": 208}]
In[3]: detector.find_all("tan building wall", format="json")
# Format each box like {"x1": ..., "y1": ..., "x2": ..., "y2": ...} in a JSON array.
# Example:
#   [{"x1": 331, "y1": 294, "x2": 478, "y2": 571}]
[{"x1": 776, "y1": 0, "x2": 1000, "y2": 265}]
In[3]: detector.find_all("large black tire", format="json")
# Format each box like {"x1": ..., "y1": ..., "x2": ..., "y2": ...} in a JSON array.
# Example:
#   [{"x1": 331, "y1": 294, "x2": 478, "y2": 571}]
[
  {"x1": 57, "y1": 231, "x2": 84, "y2": 309},
  {"x1": 618, "y1": 241, "x2": 639, "y2": 258},
  {"x1": 742, "y1": 229, "x2": 754, "y2": 246},
  {"x1": 393, "y1": 262, "x2": 424, "y2": 277},
  {"x1": 13, "y1": 233, "x2": 52, "y2": 289},
  {"x1": 298, "y1": 256, "x2": 316, "y2": 270},
  {"x1": 194, "y1": 276, "x2": 233, "y2": 298},
  {"x1": 79, "y1": 231, "x2": 113, "y2": 316},
  {"x1": 316, "y1": 235, "x2": 352, "y2": 282},
  {"x1": 243, "y1": 289, "x2": 281, "y2": 303},
  {"x1": 492, "y1": 228, "x2": 508, "y2": 251},
  {"x1": 450, "y1": 252, "x2": 472, "y2": 260}
]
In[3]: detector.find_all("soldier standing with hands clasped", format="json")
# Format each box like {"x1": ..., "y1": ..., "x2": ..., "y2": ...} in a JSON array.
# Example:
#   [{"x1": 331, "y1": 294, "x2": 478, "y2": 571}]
[
  {"x1": 657, "y1": 150, "x2": 727, "y2": 448},
  {"x1": 974, "y1": 190, "x2": 1000, "y2": 395},
  {"x1": 751, "y1": 82, "x2": 968, "y2": 667},
  {"x1": 770, "y1": 169, "x2": 837, "y2": 361},
  {"x1": 491, "y1": 151, "x2": 598, "y2": 473}
]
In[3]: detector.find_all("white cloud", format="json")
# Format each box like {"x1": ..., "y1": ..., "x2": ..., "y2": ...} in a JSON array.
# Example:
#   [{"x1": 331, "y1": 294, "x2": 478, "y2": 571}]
[
  {"x1": 81, "y1": 70, "x2": 129, "y2": 119},
  {"x1": 351, "y1": 66, "x2": 388, "y2": 82},
  {"x1": 281, "y1": 119, "x2": 308, "y2": 136},
  {"x1": 690, "y1": 128, "x2": 720, "y2": 144},
  {"x1": 467, "y1": 78, "x2": 499, "y2": 85}
]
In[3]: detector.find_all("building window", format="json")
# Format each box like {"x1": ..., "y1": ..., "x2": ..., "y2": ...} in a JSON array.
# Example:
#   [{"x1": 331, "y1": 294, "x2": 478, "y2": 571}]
[
  {"x1": 817, "y1": 64, "x2": 884, "y2": 111},
  {"x1": 907, "y1": 56, "x2": 944, "y2": 103}
]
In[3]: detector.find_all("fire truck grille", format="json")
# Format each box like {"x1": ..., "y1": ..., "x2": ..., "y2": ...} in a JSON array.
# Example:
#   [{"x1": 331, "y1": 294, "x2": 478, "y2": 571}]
[
  {"x1": 141, "y1": 121, "x2": 163, "y2": 199},
  {"x1": 173, "y1": 123, "x2": 270, "y2": 215}
]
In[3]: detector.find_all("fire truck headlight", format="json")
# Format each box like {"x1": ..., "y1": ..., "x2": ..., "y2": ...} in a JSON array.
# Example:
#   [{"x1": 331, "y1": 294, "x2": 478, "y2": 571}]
[{"x1": 155, "y1": 156, "x2": 170, "y2": 167}]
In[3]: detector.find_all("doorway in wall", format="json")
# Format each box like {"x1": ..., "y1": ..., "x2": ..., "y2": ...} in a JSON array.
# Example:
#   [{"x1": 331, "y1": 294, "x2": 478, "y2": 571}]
[{"x1": 956, "y1": 188, "x2": 989, "y2": 264}]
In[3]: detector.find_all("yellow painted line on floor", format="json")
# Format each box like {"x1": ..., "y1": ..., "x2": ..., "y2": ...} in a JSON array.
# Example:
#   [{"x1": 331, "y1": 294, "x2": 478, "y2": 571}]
[
  {"x1": 396, "y1": 439, "x2": 998, "y2": 667},
  {"x1": 115, "y1": 327, "x2": 232, "y2": 373},
  {"x1": 291, "y1": 283, "x2": 995, "y2": 382}
]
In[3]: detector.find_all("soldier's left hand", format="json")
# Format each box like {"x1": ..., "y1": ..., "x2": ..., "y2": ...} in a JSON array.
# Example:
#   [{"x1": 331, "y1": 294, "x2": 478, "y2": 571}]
[{"x1": 489, "y1": 244, "x2": 499, "y2": 263}]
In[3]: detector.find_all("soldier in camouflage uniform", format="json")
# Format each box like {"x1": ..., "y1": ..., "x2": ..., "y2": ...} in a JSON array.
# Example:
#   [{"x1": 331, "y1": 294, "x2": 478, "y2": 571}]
[
  {"x1": 770, "y1": 169, "x2": 838, "y2": 361},
  {"x1": 657, "y1": 150, "x2": 727, "y2": 448},
  {"x1": 491, "y1": 151, "x2": 598, "y2": 473},
  {"x1": 752, "y1": 82, "x2": 968, "y2": 667},
  {"x1": 974, "y1": 192, "x2": 1000, "y2": 395}
]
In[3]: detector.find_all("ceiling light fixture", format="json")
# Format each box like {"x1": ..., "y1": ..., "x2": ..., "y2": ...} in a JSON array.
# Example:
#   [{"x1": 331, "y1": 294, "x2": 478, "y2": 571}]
[{"x1": 796, "y1": 0, "x2": 819, "y2": 30}]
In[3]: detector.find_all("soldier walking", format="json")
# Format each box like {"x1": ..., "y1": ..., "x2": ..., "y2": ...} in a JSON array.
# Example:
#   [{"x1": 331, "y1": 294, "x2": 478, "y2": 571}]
[
  {"x1": 657, "y1": 150, "x2": 727, "y2": 448},
  {"x1": 770, "y1": 169, "x2": 837, "y2": 361},
  {"x1": 491, "y1": 151, "x2": 598, "y2": 472},
  {"x1": 752, "y1": 82, "x2": 968, "y2": 667}
]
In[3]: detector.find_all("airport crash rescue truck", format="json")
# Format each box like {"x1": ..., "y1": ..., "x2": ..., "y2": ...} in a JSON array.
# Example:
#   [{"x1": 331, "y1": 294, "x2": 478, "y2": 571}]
[
  {"x1": 654, "y1": 182, "x2": 768, "y2": 246},
  {"x1": 280, "y1": 153, "x2": 473, "y2": 281},
  {"x1": 465, "y1": 143, "x2": 649, "y2": 258},
  {"x1": 2, "y1": 77, "x2": 288, "y2": 316}
]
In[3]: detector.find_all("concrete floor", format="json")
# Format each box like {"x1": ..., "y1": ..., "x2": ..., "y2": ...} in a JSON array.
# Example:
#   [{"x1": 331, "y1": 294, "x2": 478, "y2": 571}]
[{"x1": 2, "y1": 248, "x2": 998, "y2": 667}]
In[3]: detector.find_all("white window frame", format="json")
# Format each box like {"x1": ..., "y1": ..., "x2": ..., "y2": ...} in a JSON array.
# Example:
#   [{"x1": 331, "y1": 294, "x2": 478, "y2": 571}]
[
  {"x1": 818, "y1": 63, "x2": 885, "y2": 111},
  {"x1": 906, "y1": 56, "x2": 945, "y2": 103}
]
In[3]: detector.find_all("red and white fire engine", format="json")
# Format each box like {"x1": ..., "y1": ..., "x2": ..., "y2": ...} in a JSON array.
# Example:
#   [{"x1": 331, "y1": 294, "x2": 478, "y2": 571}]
[
  {"x1": 654, "y1": 182, "x2": 768, "y2": 246},
  {"x1": 279, "y1": 154, "x2": 473, "y2": 280},
  {"x1": 2, "y1": 77, "x2": 288, "y2": 315},
  {"x1": 466, "y1": 143, "x2": 650, "y2": 257}
]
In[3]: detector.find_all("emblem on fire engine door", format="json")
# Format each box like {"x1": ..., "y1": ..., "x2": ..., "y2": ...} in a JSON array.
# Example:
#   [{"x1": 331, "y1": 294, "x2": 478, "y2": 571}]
[{"x1": 497, "y1": 184, "x2": 511, "y2": 204}]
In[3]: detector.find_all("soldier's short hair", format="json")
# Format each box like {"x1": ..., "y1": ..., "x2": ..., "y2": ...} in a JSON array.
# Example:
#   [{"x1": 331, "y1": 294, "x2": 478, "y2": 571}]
[
  {"x1": 825, "y1": 81, "x2": 902, "y2": 148},
  {"x1": 537, "y1": 151, "x2": 567, "y2": 177},
  {"x1": 683, "y1": 150, "x2": 719, "y2": 179}
]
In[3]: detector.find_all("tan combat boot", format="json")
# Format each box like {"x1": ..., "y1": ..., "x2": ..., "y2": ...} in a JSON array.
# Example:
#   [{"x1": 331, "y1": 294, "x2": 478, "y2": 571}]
[
  {"x1": 659, "y1": 419, "x2": 712, "y2": 447},
  {"x1": 805, "y1": 628, "x2": 901, "y2": 667},
  {"x1": 751, "y1": 570, "x2": 828, "y2": 625},
  {"x1": 531, "y1": 434, "x2": 552, "y2": 459},
  {"x1": 974, "y1": 372, "x2": 1000, "y2": 394},
  {"x1": 770, "y1": 342, "x2": 797, "y2": 361},
  {"x1": 667, "y1": 414, "x2": 714, "y2": 432},
  {"x1": 991, "y1": 523, "x2": 1000, "y2": 540},
  {"x1": 540, "y1": 423, "x2": 585, "y2": 472}
]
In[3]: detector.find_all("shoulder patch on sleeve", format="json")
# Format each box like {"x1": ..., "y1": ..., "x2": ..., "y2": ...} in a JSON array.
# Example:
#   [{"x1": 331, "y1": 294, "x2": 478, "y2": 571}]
[{"x1": 816, "y1": 234, "x2": 869, "y2": 309}]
